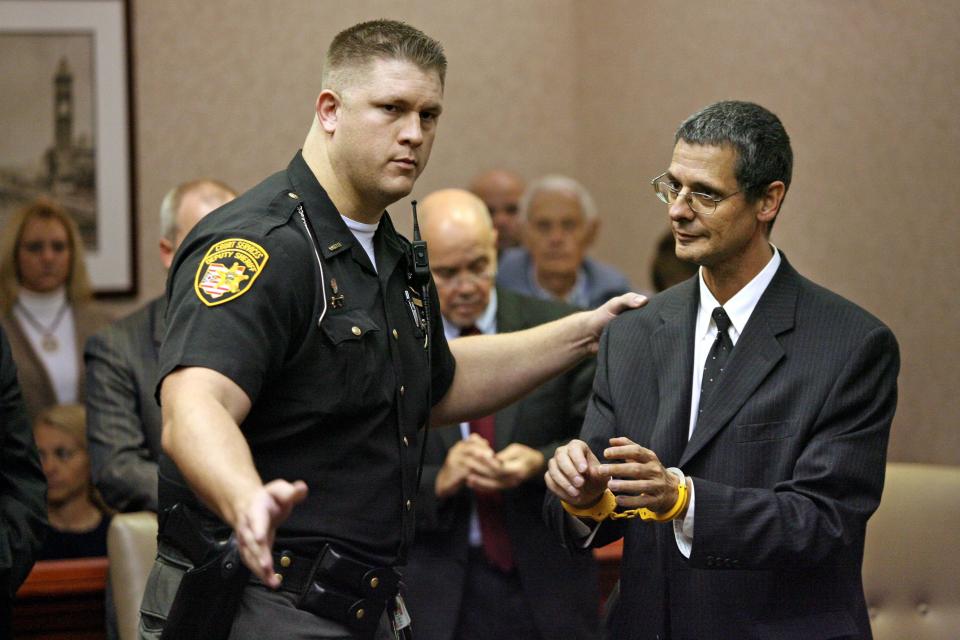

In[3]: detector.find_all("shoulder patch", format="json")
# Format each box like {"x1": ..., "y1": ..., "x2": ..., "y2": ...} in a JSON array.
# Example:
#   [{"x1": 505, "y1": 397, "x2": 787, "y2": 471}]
[{"x1": 194, "y1": 238, "x2": 269, "y2": 306}]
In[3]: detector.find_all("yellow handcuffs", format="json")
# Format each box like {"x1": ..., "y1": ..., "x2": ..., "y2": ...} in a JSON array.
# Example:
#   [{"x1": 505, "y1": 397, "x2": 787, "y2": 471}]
[{"x1": 562, "y1": 468, "x2": 689, "y2": 523}]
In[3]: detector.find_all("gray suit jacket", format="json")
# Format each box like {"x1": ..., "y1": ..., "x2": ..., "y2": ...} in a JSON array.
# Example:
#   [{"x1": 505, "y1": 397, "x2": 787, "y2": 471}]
[
  {"x1": 546, "y1": 255, "x2": 899, "y2": 640},
  {"x1": 403, "y1": 288, "x2": 600, "y2": 640},
  {"x1": 84, "y1": 296, "x2": 164, "y2": 512}
]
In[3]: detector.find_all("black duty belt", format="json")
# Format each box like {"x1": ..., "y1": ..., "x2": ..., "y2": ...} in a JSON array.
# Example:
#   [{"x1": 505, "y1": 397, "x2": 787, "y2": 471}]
[{"x1": 270, "y1": 544, "x2": 401, "y2": 636}]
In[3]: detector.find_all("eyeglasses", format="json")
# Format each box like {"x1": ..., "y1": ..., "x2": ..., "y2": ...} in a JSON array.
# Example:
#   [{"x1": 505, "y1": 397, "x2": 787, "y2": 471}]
[
  {"x1": 38, "y1": 446, "x2": 80, "y2": 464},
  {"x1": 433, "y1": 269, "x2": 495, "y2": 289},
  {"x1": 651, "y1": 172, "x2": 741, "y2": 216}
]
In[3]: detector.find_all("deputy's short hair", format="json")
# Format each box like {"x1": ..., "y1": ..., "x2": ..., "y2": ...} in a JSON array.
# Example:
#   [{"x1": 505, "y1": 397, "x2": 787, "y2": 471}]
[{"x1": 323, "y1": 19, "x2": 447, "y2": 90}]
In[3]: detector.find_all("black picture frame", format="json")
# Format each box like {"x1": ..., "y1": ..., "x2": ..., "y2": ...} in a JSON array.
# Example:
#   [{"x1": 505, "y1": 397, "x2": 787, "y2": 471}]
[{"x1": 0, "y1": 0, "x2": 137, "y2": 297}]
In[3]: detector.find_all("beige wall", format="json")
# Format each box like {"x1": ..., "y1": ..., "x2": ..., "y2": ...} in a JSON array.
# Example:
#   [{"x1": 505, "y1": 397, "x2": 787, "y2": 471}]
[{"x1": 118, "y1": 0, "x2": 959, "y2": 464}]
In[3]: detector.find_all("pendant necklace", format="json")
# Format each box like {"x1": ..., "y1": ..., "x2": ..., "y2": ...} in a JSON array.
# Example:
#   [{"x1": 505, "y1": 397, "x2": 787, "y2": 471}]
[{"x1": 16, "y1": 299, "x2": 69, "y2": 352}]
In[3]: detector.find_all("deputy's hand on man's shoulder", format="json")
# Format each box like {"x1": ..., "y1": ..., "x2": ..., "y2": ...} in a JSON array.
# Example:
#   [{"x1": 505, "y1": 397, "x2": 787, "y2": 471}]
[{"x1": 584, "y1": 293, "x2": 647, "y2": 351}]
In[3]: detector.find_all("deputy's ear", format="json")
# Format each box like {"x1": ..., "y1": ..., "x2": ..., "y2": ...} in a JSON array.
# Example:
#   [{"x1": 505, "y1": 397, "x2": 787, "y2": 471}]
[
  {"x1": 757, "y1": 181, "x2": 786, "y2": 226},
  {"x1": 316, "y1": 90, "x2": 341, "y2": 133}
]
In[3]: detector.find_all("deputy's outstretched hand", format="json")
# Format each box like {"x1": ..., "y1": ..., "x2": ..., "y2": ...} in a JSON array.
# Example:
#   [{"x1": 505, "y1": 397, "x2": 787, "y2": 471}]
[{"x1": 235, "y1": 479, "x2": 309, "y2": 588}]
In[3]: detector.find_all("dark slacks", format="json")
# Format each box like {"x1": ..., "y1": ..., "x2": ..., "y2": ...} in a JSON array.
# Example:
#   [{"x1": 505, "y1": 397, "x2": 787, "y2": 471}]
[{"x1": 452, "y1": 548, "x2": 542, "y2": 640}]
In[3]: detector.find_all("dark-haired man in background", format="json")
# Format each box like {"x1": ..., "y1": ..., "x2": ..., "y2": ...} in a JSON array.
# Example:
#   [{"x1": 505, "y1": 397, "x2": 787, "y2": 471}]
[
  {"x1": 468, "y1": 168, "x2": 525, "y2": 254},
  {"x1": 546, "y1": 101, "x2": 898, "y2": 639}
]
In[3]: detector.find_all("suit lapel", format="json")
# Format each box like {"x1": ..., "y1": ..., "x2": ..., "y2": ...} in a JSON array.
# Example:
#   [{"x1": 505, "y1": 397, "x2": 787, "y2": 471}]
[
  {"x1": 679, "y1": 259, "x2": 798, "y2": 467},
  {"x1": 649, "y1": 282, "x2": 697, "y2": 466}
]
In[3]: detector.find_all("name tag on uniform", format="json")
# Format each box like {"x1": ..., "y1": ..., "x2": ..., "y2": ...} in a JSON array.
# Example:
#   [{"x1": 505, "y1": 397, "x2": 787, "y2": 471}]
[
  {"x1": 404, "y1": 288, "x2": 425, "y2": 337},
  {"x1": 389, "y1": 593, "x2": 412, "y2": 639}
]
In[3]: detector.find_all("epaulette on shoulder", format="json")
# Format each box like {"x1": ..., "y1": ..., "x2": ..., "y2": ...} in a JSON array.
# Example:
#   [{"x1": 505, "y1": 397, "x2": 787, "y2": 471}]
[{"x1": 255, "y1": 188, "x2": 304, "y2": 234}]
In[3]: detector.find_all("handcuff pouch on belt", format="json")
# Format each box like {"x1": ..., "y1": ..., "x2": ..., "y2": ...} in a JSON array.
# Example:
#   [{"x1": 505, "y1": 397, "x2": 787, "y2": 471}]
[
  {"x1": 158, "y1": 503, "x2": 250, "y2": 640},
  {"x1": 295, "y1": 544, "x2": 401, "y2": 635}
]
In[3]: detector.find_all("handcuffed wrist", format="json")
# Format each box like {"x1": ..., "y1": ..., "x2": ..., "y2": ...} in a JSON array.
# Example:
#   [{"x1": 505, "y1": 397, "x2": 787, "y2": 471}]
[{"x1": 561, "y1": 489, "x2": 618, "y2": 522}]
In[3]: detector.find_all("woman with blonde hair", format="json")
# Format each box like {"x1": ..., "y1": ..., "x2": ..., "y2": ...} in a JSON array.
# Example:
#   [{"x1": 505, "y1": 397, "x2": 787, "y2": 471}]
[
  {"x1": 0, "y1": 197, "x2": 109, "y2": 423},
  {"x1": 33, "y1": 404, "x2": 113, "y2": 559}
]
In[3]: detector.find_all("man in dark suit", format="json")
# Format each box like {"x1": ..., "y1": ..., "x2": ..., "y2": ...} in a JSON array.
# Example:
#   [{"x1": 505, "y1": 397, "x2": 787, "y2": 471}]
[
  {"x1": 85, "y1": 179, "x2": 235, "y2": 512},
  {"x1": 545, "y1": 101, "x2": 899, "y2": 639},
  {"x1": 0, "y1": 325, "x2": 47, "y2": 637},
  {"x1": 403, "y1": 189, "x2": 599, "y2": 640}
]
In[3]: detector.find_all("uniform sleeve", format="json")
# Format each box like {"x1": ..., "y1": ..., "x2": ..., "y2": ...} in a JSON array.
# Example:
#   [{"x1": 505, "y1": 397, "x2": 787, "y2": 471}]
[
  {"x1": 157, "y1": 227, "x2": 314, "y2": 405},
  {"x1": 0, "y1": 326, "x2": 47, "y2": 597},
  {"x1": 85, "y1": 329, "x2": 158, "y2": 512}
]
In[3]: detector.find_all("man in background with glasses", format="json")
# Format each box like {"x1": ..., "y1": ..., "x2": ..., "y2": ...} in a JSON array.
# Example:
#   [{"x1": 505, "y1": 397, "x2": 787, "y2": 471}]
[
  {"x1": 402, "y1": 188, "x2": 600, "y2": 640},
  {"x1": 545, "y1": 101, "x2": 899, "y2": 639}
]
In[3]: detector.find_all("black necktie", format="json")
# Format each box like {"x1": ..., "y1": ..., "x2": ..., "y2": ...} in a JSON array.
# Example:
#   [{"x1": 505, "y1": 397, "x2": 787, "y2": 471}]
[{"x1": 698, "y1": 307, "x2": 733, "y2": 420}]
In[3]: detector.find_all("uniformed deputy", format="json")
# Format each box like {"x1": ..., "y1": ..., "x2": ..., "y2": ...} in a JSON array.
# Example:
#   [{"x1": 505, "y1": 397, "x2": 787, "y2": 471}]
[{"x1": 141, "y1": 20, "x2": 644, "y2": 640}]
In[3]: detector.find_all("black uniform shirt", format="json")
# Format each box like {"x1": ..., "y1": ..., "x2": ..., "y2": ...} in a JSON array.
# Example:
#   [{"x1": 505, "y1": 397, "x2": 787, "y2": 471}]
[{"x1": 157, "y1": 152, "x2": 456, "y2": 565}]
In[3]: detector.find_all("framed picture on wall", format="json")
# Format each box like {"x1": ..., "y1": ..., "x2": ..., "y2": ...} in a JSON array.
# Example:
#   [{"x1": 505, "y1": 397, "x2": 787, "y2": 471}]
[{"x1": 0, "y1": 0, "x2": 137, "y2": 296}]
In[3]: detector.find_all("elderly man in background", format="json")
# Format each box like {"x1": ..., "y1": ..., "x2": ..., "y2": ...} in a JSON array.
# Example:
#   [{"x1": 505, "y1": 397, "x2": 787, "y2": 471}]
[
  {"x1": 402, "y1": 188, "x2": 599, "y2": 640},
  {"x1": 468, "y1": 168, "x2": 525, "y2": 253},
  {"x1": 497, "y1": 175, "x2": 632, "y2": 309},
  {"x1": 85, "y1": 178, "x2": 236, "y2": 512}
]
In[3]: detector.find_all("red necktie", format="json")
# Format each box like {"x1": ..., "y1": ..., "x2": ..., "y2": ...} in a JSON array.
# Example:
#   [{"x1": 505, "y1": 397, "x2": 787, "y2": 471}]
[{"x1": 462, "y1": 325, "x2": 515, "y2": 572}]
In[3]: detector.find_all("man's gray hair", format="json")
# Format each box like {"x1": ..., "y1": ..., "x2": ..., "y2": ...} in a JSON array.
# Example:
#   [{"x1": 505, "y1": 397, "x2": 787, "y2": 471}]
[
  {"x1": 159, "y1": 179, "x2": 236, "y2": 241},
  {"x1": 520, "y1": 175, "x2": 597, "y2": 222}
]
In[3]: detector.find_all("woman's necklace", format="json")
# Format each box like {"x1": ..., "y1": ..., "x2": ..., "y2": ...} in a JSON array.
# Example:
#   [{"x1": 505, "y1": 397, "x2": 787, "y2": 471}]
[{"x1": 16, "y1": 299, "x2": 69, "y2": 352}]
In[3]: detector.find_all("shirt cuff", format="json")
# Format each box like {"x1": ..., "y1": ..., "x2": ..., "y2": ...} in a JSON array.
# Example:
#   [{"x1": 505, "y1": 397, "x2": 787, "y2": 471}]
[
  {"x1": 672, "y1": 476, "x2": 695, "y2": 558},
  {"x1": 568, "y1": 512, "x2": 605, "y2": 548}
]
